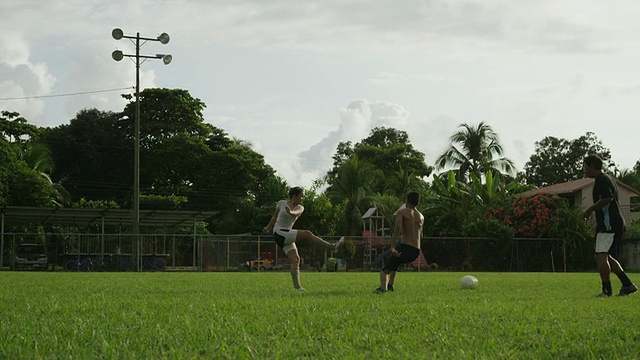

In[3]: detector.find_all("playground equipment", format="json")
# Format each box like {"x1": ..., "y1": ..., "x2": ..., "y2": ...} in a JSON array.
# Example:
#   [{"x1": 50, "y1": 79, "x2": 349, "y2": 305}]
[{"x1": 361, "y1": 207, "x2": 388, "y2": 269}]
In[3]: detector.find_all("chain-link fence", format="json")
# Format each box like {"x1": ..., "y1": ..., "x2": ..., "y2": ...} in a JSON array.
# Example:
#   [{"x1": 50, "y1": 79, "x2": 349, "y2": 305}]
[{"x1": 1, "y1": 232, "x2": 599, "y2": 272}]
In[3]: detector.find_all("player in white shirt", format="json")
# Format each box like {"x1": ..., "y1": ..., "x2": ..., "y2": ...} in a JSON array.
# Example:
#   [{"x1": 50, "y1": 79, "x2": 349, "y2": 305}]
[{"x1": 264, "y1": 186, "x2": 344, "y2": 291}]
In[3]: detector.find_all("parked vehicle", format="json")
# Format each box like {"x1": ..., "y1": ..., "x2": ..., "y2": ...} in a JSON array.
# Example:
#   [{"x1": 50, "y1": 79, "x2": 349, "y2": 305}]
[
  {"x1": 14, "y1": 243, "x2": 48, "y2": 271},
  {"x1": 240, "y1": 252, "x2": 283, "y2": 271}
]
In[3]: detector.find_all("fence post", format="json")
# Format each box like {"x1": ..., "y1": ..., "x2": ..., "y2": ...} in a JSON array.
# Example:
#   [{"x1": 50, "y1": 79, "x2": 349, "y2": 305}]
[
  {"x1": 192, "y1": 220, "x2": 196, "y2": 270},
  {"x1": 563, "y1": 238, "x2": 567, "y2": 272},
  {"x1": 0, "y1": 213, "x2": 4, "y2": 268}
]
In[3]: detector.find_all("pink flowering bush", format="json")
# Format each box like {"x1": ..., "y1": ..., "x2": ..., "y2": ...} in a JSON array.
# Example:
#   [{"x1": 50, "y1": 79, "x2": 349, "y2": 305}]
[
  {"x1": 481, "y1": 192, "x2": 593, "y2": 270},
  {"x1": 509, "y1": 193, "x2": 561, "y2": 238}
]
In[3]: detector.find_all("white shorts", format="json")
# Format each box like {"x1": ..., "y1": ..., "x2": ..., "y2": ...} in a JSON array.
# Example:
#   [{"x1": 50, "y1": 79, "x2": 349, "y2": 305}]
[
  {"x1": 595, "y1": 233, "x2": 615, "y2": 253},
  {"x1": 274, "y1": 228, "x2": 299, "y2": 254}
]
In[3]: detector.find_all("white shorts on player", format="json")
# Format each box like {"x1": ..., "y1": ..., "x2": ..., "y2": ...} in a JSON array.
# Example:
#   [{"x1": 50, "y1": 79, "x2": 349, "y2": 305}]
[{"x1": 274, "y1": 228, "x2": 299, "y2": 254}]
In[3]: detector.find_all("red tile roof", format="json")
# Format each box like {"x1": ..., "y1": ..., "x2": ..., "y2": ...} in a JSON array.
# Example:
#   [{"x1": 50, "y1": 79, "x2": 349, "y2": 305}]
[{"x1": 523, "y1": 178, "x2": 640, "y2": 197}]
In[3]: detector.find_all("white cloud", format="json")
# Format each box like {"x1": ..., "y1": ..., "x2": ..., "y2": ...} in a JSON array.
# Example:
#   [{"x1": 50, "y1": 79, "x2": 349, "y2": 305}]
[{"x1": 0, "y1": 31, "x2": 56, "y2": 121}]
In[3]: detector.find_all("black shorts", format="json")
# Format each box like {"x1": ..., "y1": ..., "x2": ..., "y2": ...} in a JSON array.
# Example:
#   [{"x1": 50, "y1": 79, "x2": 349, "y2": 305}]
[
  {"x1": 608, "y1": 231, "x2": 624, "y2": 258},
  {"x1": 273, "y1": 231, "x2": 286, "y2": 249},
  {"x1": 383, "y1": 243, "x2": 421, "y2": 272}
]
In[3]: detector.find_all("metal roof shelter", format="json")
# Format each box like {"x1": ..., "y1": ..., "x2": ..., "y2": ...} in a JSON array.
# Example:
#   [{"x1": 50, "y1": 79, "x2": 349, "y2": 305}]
[
  {"x1": 0, "y1": 206, "x2": 218, "y2": 228},
  {"x1": 0, "y1": 206, "x2": 219, "y2": 269}
]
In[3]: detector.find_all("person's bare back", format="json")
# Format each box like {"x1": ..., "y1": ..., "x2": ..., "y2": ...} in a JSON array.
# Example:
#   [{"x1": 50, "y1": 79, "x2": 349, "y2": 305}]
[{"x1": 394, "y1": 206, "x2": 424, "y2": 249}]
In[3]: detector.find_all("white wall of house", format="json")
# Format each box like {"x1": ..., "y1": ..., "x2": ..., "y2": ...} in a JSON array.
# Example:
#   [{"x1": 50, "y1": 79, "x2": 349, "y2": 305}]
[{"x1": 578, "y1": 185, "x2": 639, "y2": 223}]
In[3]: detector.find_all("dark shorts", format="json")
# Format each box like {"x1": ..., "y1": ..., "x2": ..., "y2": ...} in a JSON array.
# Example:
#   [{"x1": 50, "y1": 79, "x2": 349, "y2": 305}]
[
  {"x1": 383, "y1": 243, "x2": 421, "y2": 272},
  {"x1": 273, "y1": 231, "x2": 286, "y2": 249},
  {"x1": 600, "y1": 231, "x2": 624, "y2": 258}
]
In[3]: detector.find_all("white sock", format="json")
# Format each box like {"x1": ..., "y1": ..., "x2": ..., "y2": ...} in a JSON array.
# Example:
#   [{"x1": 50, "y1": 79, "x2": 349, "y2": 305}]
[{"x1": 291, "y1": 269, "x2": 301, "y2": 289}]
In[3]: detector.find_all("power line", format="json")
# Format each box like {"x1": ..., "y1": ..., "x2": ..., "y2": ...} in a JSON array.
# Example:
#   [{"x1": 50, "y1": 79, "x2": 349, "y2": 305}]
[{"x1": 0, "y1": 86, "x2": 134, "y2": 101}]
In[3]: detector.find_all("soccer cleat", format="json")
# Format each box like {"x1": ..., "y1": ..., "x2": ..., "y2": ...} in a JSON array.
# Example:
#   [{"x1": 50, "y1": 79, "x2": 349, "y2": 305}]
[
  {"x1": 387, "y1": 284, "x2": 395, "y2": 291},
  {"x1": 618, "y1": 284, "x2": 638, "y2": 296},
  {"x1": 596, "y1": 292, "x2": 611, "y2": 298},
  {"x1": 295, "y1": 287, "x2": 306, "y2": 292},
  {"x1": 374, "y1": 287, "x2": 386, "y2": 294}
]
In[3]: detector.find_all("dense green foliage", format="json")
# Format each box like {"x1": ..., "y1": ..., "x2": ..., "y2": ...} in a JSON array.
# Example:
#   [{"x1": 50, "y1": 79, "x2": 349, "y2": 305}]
[
  {"x1": 327, "y1": 127, "x2": 432, "y2": 191},
  {"x1": 2, "y1": 272, "x2": 640, "y2": 359},
  {"x1": 523, "y1": 132, "x2": 613, "y2": 187},
  {"x1": 40, "y1": 89, "x2": 279, "y2": 215}
]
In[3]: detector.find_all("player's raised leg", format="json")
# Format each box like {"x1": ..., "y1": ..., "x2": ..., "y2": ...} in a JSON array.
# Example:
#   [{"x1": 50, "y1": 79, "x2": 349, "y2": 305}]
[{"x1": 296, "y1": 230, "x2": 343, "y2": 251}]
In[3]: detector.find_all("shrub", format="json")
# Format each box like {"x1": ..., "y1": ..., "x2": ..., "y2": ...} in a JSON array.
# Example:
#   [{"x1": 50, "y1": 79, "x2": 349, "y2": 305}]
[
  {"x1": 624, "y1": 219, "x2": 640, "y2": 240},
  {"x1": 463, "y1": 218, "x2": 514, "y2": 271},
  {"x1": 509, "y1": 193, "x2": 561, "y2": 238},
  {"x1": 325, "y1": 258, "x2": 339, "y2": 272}
]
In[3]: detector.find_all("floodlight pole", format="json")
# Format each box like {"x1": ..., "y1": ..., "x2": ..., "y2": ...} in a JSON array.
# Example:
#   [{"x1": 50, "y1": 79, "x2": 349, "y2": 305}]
[
  {"x1": 133, "y1": 33, "x2": 141, "y2": 272},
  {"x1": 112, "y1": 28, "x2": 171, "y2": 271}
]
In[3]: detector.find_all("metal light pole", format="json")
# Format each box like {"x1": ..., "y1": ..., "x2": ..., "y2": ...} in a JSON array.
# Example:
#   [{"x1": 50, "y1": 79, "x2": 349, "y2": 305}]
[{"x1": 112, "y1": 28, "x2": 172, "y2": 271}]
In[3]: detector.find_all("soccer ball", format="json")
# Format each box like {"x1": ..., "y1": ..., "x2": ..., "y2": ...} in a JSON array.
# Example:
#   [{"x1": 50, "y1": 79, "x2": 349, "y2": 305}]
[{"x1": 460, "y1": 275, "x2": 478, "y2": 290}]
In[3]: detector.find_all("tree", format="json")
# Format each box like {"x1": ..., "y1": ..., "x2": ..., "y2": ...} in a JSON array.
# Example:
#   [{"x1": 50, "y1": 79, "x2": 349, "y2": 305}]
[
  {"x1": 617, "y1": 168, "x2": 640, "y2": 192},
  {"x1": 120, "y1": 88, "x2": 211, "y2": 146},
  {"x1": 384, "y1": 165, "x2": 428, "y2": 198},
  {"x1": 327, "y1": 156, "x2": 380, "y2": 236},
  {"x1": 423, "y1": 171, "x2": 473, "y2": 237},
  {"x1": 0, "y1": 111, "x2": 39, "y2": 143},
  {"x1": 119, "y1": 88, "x2": 278, "y2": 214},
  {"x1": 15, "y1": 141, "x2": 67, "y2": 206},
  {"x1": 294, "y1": 184, "x2": 343, "y2": 238},
  {"x1": 0, "y1": 140, "x2": 54, "y2": 206},
  {"x1": 327, "y1": 126, "x2": 431, "y2": 198},
  {"x1": 0, "y1": 111, "x2": 60, "y2": 206},
  {"x1": 189, "y1": 139, "x2": 278, "y2": 212},
  {"x1": 41, "y1": 109, "x2": 132, "y2": 203},
  {"x1": 435, "y1": 122, "x2": 515, "y2": 181},
  {"x1": 41, "y1": 89, "x2": 279, "y2": 223},
  {"x1": 523, "y1": 132, "x2": 612, "y2": 187}
]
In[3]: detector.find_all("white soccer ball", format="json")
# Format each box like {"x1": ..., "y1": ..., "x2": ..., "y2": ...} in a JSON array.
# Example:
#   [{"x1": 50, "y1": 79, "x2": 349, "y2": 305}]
[{"x1": 460, "y1": 275, "x2": 478, "y2": 290}]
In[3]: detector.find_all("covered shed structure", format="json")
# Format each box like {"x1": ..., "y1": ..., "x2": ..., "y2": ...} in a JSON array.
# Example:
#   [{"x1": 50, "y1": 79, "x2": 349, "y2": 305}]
[{"x1": 0, "y1": 206, "x2": 218, "y2": 270}]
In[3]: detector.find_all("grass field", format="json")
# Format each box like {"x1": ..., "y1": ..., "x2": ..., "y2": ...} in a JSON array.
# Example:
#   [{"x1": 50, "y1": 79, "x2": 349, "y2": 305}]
[{"x1": 1, "y1": 271, "x2": 640, "y2": 359}]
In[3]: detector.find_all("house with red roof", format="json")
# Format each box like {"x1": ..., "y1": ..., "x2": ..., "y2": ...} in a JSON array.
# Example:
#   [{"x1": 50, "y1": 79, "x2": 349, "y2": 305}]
[{"x1": 523, "y1": 178, "x2": 640, "y2": 223}]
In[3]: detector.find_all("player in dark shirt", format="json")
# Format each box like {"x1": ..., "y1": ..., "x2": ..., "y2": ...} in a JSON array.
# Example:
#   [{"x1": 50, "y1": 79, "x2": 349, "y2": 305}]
[{"x1": 582, "y1": 155, "x2": 637, "y2": 297}]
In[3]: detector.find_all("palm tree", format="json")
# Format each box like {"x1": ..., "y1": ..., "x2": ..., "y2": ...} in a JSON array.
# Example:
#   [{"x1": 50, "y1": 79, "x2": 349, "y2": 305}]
[
  {"x1": 435, "y1": 122, "x2": 515, "y2": 182},
  {"x1": 15, "y1": 141, "x2": 68, "y2": 206},
  {"x1": 385, "y1": 165, "x2": 425, "y2": 198},
  {"x1": 327, "y1": 156, "x2": 380, "y2": 236},
  {"x1": 616, "y1": 168, "x2": 640, "y2": 193}
]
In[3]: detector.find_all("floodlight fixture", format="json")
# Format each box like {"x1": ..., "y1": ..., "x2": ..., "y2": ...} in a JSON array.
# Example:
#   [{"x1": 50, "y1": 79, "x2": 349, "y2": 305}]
[
  {"x1": 112, "y1": 28, "x2": 124, "y2": 40},
  {"x1": 157, "y1": 54, "x2": 172, "y2": 65},
  {"x1": 157, "y1": 33, "x2": 170, "y2": 44},
  {"x1": 111, "y1": 50, "x2": 124, "y2": 61}
]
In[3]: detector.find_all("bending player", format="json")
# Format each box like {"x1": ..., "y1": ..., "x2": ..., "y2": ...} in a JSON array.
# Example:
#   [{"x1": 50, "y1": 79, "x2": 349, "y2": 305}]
[{"x1": 376, "y1": 192, "x2": 423, "y2": 293}]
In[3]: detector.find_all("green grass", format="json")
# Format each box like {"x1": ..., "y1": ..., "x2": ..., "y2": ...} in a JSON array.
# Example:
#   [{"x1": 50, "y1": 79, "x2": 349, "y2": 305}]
[{"x1": 1, "y1": 271, "x2": 640, "y2": 359}]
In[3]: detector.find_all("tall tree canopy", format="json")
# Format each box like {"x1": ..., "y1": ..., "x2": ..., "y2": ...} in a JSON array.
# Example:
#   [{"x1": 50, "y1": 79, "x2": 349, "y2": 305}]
[
  {"x1": 523, "y1": 132, "x2": 612, "y2": 187},
  {"x1": 435, "y1": 122, "x2": 515, "y2": 181},
  {"x1": 327, "y1": 127, "x2": 431, "y2": 195},
  {"x1": 41, "y1": 109, "x2": 132, "y2": 203},
  {"x1": 42, "y1": 88, "x2": 279, "y2": 215},
  {"x1": 327, "y1": 155, "x2": 380, "y2": 236},
  {"x1": 0, "y1": 139, "x2": 55, "y2": 206},
  {"x1": 0, "y1": 110, "x2": 39, "y2": 143}
]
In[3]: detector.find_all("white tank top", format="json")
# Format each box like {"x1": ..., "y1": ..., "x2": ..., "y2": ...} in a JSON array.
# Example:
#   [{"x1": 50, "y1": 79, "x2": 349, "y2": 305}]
[{"x1": 273, "y1": 200, "x2": 304, "y2": 232}]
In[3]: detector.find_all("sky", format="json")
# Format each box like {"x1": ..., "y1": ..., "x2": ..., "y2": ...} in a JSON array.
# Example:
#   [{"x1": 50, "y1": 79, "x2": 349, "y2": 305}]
[{"x1": 1, "y1": 0, "x2": 640, "y2": 188}]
